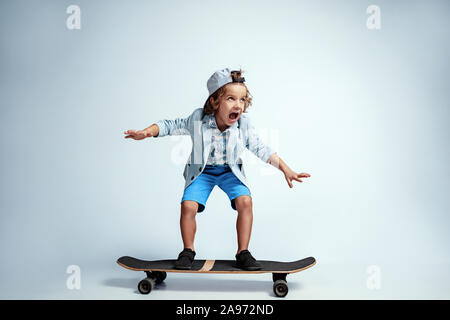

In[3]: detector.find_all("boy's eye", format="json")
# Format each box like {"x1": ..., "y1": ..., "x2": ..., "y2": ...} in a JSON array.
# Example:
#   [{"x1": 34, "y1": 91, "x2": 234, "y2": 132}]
[{"x1": 227, "y1": 97, "x2": 246, "y2": 101}]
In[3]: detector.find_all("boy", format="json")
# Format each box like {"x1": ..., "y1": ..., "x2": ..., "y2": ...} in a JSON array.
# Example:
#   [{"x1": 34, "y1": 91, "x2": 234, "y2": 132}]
[{"x1": 124, "y1": 68, "x2": 310, "y2": 270}]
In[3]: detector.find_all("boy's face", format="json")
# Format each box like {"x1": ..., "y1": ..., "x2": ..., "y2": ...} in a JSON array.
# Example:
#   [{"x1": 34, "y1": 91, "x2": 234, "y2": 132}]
[{"x1": 212, "y1": 83, "x2": 247, "y2": 131}]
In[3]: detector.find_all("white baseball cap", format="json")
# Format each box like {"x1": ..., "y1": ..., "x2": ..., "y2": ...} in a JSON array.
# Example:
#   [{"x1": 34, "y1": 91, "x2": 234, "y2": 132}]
[{"x1": 206, "y1": 68, "x2": 245, "y2": 97}]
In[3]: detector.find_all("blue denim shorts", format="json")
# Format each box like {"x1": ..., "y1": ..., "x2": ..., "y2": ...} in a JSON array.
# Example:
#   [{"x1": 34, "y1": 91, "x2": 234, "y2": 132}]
[{"x1": 181, "y1": 165, "x2": 251, "y2": 213}]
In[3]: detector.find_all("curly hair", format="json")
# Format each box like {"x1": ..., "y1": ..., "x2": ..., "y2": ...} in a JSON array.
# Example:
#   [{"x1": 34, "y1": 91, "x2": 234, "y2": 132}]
[{"x1": 202, "y1": 69, "x2": 253, "y2": 116}]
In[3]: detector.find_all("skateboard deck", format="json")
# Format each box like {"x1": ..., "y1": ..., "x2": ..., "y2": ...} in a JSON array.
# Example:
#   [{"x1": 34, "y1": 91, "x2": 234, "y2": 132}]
[{"x1": 117, "y1": 256, "x2": 316, "y2": 297}]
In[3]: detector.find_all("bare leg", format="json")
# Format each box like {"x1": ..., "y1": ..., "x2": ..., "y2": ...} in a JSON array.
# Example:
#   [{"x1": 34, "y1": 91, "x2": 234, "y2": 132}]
[
  {"x1": 234, "y1": 195, "x2": 253, "y2": 255},
  {"x1": 180, "y1": 200, "x2": 199, "y2": 251}
]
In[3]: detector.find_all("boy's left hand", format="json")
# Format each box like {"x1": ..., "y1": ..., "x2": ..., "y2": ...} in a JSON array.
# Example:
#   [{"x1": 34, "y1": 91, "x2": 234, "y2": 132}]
[{"x1": 284, "y1": 170, "x2": 310, "y2": 188}]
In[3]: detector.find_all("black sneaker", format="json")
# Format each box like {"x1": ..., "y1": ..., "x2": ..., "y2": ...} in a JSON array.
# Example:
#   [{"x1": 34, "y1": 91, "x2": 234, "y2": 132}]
[
  {"x1": 174, "y1": 248, "x2": 196, "y2": 270},
  {"x1": 235, "y1": 250, "x2": 262, "y2": 271}
]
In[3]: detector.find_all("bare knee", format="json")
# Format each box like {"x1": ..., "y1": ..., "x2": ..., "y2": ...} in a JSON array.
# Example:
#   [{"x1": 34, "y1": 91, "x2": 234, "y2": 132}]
[
  {"x1": 234, "y1": 195, "x2": 252, "y2": 212},
  {"x1": 181, "y1": 200, "x2": 198, "y2": 217}
]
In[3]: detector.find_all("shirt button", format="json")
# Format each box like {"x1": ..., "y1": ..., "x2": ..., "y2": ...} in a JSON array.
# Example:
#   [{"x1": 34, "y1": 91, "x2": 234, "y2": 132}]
[
  {"x1": 191, "y1": 176, "x2": 194, "y2": 180},
  {"x1": 199, "y1": 167, "x2": 202, "y2": 172}
]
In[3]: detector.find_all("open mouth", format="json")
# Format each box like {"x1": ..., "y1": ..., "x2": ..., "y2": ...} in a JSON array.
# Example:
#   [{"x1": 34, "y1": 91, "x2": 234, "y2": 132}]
[{"x1": 228, "y1": 111, "x2": 240, "y2": 121}]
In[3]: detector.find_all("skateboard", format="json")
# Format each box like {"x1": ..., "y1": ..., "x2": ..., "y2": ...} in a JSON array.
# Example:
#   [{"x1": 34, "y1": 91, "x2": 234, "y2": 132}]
[{"x1": 117, "y1": 256, "x2": 316, "y2": 297}]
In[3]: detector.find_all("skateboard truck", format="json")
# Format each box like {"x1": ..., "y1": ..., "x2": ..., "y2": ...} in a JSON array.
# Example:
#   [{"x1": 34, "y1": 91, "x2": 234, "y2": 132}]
[{"x1": 138, "y1": 271, "x2": 167, "y2": 294}]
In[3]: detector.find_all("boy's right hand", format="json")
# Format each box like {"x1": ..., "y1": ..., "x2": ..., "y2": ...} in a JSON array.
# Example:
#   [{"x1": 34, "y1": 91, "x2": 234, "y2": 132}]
[{"x1": 124, "y1": 129, "x2": 153, "y2": 140}]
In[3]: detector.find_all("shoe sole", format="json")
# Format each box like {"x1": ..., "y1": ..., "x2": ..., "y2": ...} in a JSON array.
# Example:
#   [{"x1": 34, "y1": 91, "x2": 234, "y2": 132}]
[
  {"x1": 233, "y1": 264, "x2": 262, "y2": 271},
  {"x1": 174, "y1": 264, "x2": 192, "y2": 270},
  {"x1": 174, "y1": 267, "x2": 192, "y2": 270}
]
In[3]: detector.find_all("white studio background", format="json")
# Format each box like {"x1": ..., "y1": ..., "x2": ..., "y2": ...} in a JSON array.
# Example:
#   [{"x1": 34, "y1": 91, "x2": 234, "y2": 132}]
[{"x1": 1, "y1": 0, "x2": 449, "y2": 298}]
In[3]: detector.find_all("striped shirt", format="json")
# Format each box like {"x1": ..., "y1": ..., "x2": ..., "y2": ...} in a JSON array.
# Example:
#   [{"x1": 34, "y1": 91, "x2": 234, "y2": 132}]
[{"x1": 206, "y1": 115, "x2": 230, "y2": 165}]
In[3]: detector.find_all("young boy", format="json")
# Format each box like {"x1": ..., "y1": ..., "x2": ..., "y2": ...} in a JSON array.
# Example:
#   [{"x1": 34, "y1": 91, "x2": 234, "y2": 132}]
[{"x1": 124, "y1": 68, "x2": 310, "y2": 270}]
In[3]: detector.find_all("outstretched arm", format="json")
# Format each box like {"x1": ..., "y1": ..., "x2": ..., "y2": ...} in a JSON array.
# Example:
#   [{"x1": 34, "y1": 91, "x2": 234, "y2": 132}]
[
  {"x1": 267, "y1": 153, "x2": 311, "y2": 188},
  {"x1": 243, "y1": 116, "x2": 310, "y2": 188},
  {"x1": 124, "y1": 109, "x2": 200, "y2": 140}
]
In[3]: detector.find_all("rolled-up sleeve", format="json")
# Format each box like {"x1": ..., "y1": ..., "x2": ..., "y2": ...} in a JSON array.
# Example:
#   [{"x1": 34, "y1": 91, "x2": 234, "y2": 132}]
[{"x1": 155, "y1": 114, "x2": 192, "y2": 137}]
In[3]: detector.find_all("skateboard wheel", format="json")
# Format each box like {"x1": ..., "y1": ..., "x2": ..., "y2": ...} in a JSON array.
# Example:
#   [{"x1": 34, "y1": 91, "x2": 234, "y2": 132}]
[
  {"x1": 153, "y1": 271, "x2": 167, "y2": 284},
  {"x1": 138, "y1": 278, "x2": 155, "y2": 294},
  {"x1": 273, "y1": 280, "x2": 288, "y2": 298}
]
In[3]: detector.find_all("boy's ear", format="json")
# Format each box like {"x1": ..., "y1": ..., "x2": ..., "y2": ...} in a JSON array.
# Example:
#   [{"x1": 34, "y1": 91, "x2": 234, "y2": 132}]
[{"x1": 210, "y1": 96, "x2": 219, "y2": 110}]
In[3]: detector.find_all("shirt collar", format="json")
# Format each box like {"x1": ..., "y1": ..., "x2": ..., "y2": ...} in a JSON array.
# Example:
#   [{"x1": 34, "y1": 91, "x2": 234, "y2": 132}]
[{"x1": 207, "y1": 114, "x2": 218, "y2": 128}]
